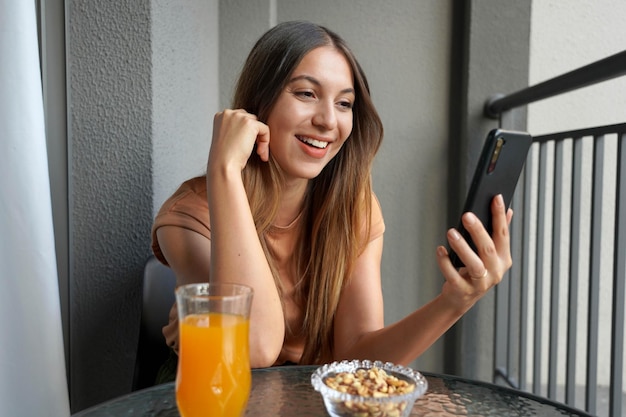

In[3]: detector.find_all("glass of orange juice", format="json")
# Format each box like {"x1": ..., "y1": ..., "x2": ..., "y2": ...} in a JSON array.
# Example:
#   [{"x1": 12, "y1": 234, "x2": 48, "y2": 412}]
[{"x1": 175, "y1": 283, "x2": 253, "y2": 417}]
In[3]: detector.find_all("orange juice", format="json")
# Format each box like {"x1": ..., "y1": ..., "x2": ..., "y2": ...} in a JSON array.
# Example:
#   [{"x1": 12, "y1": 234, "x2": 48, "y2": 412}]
[{"x1": 176, "y1": 312, "x2": 251, "y2": 417}]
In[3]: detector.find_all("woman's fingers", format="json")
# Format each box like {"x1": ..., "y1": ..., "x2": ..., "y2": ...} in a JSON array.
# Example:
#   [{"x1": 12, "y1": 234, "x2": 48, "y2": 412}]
[
  {"x1": 464, "y1": 212, "x2": 496, "y2": 262},
  {"x1": 446, "y1": 194, "x2": 513, "y2": 281},
  {"x1": 490, "y1": 195, "x2": 513, "y2": 271},
  {"x1": 438, "y1": 194, "x2": 514, "y2": 310},
  {"x1": 210, "y1": 109, "x2": 271, "y2": 169},
  {"x1": 446, "y1": 213, "x2": 489, "y2": 278},
  {"x1": 255, "y1": 122, "x2": 271, "y2": 162}
]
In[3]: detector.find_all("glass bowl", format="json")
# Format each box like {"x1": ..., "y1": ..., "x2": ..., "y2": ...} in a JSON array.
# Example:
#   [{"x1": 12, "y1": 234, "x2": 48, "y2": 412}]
[{"x1": 311, "y1": 359, "x2": 428, "y2": 417}]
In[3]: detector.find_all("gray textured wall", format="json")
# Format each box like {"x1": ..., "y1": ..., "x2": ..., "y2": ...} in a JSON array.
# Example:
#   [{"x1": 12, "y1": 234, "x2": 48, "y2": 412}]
[
  {"x1": 152, "y1": 0, "x2": 218, "y2": 216},
  {"x1": 67, "y1": 0, "x2": 152, "y2": 410},
  {"x1": 67, "y1": 0, "x2": 220, "y2": 411}
]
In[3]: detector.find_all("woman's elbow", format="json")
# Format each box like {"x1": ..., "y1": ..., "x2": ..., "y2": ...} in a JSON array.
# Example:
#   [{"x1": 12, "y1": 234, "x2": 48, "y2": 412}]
[
  {"x1": 248, "y1": 322, "x2": 284, "y2": 368},
  {"x1": 249, "y1": 344, "x2": 281, "y2": 368}
]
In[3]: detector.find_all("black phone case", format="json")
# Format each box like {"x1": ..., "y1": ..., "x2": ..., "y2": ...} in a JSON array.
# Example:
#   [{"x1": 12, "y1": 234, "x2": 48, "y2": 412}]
[{"x1": 449, "y1": 129, "x2": 532, "y2": 268}]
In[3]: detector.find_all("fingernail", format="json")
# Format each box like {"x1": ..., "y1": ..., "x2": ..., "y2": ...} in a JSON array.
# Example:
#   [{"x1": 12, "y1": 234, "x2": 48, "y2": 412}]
[
  {"x1": 448, "y1": 229, "x2": 461, "y2": 240},
  {"x1": 464, "y1": 212, "x2": 476, "y2": 225},
  {"x1": 437, "y1": 246, "x2": 447, "y2": 256},
  {"x1": 496, "y1": 194, "x2": 504, "y2": 207}
]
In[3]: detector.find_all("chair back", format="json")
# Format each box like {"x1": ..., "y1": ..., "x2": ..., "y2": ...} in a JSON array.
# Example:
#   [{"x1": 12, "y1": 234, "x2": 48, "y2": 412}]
[{"x1": 132, "y1": 255, "x2": 176, "y2": 390}]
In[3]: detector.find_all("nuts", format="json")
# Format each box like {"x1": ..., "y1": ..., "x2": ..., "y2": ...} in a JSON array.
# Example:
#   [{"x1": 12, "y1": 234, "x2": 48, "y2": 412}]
[
  {"x1": 325, "y1": 367, "x2": 416, "y2": 397},
  {"x1": 324, "y1": 367, "x2": 416, "y2": 416}
]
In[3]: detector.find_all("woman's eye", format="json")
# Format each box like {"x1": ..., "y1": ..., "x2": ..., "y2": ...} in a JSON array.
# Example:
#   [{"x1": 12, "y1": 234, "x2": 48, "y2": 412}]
[
  {"x1": 296, "y1": 91, "x2": 315, "y2": 99},
  {"x1": 338, "y1": 101, "x2": 353, "y2": 110}
]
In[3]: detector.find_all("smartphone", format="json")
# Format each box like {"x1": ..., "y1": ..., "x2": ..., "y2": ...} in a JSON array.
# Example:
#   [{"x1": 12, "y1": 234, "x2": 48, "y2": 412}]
[{"x1": 449, "y1": 128, "x2": 532, "y2": 268}]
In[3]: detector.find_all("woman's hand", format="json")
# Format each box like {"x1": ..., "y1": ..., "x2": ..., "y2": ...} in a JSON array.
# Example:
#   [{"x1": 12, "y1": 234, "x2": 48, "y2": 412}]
[
  {"x1": 436, "y1": 194, "x2": 513, "y2": 313},
  {"x1": 208, "y1": 109, "x2": 271, "y2": 173}
]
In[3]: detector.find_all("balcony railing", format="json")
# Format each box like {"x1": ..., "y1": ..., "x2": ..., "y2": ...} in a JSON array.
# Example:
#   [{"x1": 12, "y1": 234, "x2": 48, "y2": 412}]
[{"x1": 485, "y1": 50, "x2": 626, "y2": 417}]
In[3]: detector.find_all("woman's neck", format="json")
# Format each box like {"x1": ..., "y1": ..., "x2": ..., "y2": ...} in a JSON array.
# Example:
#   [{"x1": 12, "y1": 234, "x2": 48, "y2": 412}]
[{"x1": 274, "y1": 178, "x2": 308, "y2": 227}]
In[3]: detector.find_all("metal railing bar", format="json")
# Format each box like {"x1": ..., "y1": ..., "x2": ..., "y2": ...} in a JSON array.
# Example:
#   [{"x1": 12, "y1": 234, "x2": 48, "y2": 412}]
[
  {"x1": 506, "y1": 185, "x2": 525, "y2": 389},
  {"x1": 534, "y1": 142, "x2": 549, "y2": 394},
  {"x1": 586, "y1": 135, "x2": 605, "y2": 414},
  {"x1": 484, "y1": 50, "x2": 626, "y2": 118},
  {"x1": 609, "y1": 133, "x2": 626, "y2": 417},
  {"x1": 494, "y1": 367, "x2": 520, "y2": 389},
  {"x1": 493, "y1": 170, "x2": 524, "y2": 387},
  {"x1": 533, "y1": 123, "x2": 626, "y2": 144},
  {"x1": 503, "y1": 277, "x2": 516, "y2": 387},
  {"x1": 565, "y1": 137, "x2": 584, "y2": 407},
  {"x1": 494, "y1": 241, "x2": 510, "y2": 383},
  {"x1": 519, "y1": 151, "x2": 534, "y2": 393},
  {"x1": 548, "y1": 140, "x2": 565, "y2": 400}
]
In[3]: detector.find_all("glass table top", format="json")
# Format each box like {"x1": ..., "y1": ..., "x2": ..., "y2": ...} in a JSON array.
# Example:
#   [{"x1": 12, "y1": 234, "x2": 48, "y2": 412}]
[{"x1": 73, "y1": 366, "x2": 593, "y2": 416}]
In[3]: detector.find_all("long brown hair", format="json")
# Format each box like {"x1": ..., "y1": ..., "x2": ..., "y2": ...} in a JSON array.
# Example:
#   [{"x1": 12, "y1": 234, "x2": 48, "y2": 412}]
[{"x1": 232, "y1": 21, "x2": 383, "y2": 364}]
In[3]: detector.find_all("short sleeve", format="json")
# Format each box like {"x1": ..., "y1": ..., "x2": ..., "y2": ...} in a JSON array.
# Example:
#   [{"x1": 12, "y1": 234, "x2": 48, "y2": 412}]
[{"x1": 151, "y1": 176, "x2": 211, "y2": 265}]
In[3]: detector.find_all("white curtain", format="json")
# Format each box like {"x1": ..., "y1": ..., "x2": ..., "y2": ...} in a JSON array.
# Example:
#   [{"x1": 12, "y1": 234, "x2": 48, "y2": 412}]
[{"x1": 0, "y1": 1, "x2": 70, "y2": 416}]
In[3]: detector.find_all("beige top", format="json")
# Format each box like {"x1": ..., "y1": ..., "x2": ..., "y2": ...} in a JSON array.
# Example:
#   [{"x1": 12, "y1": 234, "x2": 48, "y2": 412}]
[{"x1": 151, "y1": 176, "x2": 385, "y2": 364}]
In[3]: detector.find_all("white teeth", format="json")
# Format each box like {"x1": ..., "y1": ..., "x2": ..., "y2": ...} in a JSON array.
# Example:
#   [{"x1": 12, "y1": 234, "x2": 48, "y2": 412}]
[{"x1": 298, "y1": 136, "x2": 328, "y2": 149}]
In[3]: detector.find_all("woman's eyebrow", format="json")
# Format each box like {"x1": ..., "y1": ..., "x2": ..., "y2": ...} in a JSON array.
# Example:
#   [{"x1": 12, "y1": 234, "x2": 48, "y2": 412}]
[{"x1": 288, "y1": 75, "x2": 354, "y2": 95}]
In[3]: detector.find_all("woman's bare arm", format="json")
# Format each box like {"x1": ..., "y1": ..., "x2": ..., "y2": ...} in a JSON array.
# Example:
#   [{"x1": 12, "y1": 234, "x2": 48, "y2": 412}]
[
  {"x1": 206, "y1": 110, "x2": 285, "y2": 367},
  {"x1": 157, "y1": 226, "x2": 212, "y2": 285},
  {"x1": 333, "y1": 195, "x2": 513, "y2": 365}
]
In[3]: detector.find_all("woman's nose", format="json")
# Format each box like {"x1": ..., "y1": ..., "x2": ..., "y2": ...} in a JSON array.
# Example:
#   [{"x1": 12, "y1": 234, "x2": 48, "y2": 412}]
[{"x1": 312, "y1": 101, "x2": 337, "y2": 130}]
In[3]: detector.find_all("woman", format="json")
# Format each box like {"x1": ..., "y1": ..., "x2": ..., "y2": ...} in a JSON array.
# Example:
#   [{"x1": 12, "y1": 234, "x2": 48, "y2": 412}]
[{"x1": 152, "y1": 21, "x2": 512, "y2": 375}]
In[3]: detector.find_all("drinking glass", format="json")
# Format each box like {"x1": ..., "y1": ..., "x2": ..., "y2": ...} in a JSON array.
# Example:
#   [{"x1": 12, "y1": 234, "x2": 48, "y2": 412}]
[{"x1": 175, "y1": 283, "x2": 253, "y2": 417}]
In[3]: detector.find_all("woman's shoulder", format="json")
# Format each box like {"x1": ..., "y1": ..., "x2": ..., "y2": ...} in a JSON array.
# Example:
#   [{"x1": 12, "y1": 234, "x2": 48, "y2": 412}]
[
  {"x1": 152, "y1": 175, "x2": 210, "y2": 233},
  {"x1": 151, "y1": 175, "x2": 211, "y2": 264},
  {"x1": 173, "y1": 175, "x2": 207, "y2": 198},
  {"x1": 159, "y1": 176, "x2": 208, "y2": 213},
  {"x1": 370, "y1": 191, "x2": 383, "y2": 218},
  {"x1": 367, "y1": 191, "x2": 385, "y2": 241}
]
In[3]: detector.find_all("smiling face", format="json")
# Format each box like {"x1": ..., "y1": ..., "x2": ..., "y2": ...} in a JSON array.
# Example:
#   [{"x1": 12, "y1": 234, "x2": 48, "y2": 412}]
[{"x1": 265, "y1": 46, "x2": 355, "y2": 183}]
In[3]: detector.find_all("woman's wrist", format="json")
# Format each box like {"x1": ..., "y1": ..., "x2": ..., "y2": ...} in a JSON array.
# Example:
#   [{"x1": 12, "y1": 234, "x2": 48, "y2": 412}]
[{"x1": 436, "y1": 292, "x2": 475, "y2": 318}]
